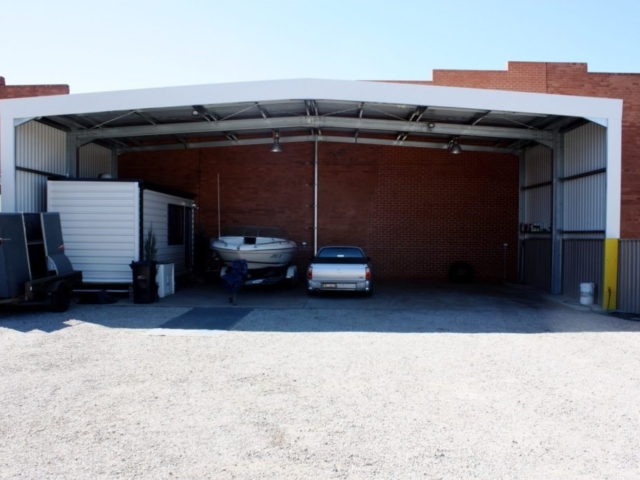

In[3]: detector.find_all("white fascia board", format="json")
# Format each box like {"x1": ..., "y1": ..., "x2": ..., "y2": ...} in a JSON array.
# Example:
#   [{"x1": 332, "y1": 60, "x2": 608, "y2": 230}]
[{"x1": 0, "y1": 78, "x2": 623, "y2": 122}]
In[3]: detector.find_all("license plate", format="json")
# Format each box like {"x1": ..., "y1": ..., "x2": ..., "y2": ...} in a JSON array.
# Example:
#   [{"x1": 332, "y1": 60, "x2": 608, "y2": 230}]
[{"x1": 322, "y1": 283, "x2": 337, "y2": 289}]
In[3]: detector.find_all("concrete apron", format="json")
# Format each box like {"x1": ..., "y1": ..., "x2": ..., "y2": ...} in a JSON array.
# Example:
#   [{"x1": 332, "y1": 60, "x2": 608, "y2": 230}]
[{"x1": 139, "y1": 280, "x2": 586, "y2": 312}]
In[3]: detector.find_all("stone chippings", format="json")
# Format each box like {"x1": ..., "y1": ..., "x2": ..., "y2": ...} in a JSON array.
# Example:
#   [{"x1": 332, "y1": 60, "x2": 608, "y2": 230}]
[{"x1": 1, "y1": 303, "x2": 640, "y2": 479}]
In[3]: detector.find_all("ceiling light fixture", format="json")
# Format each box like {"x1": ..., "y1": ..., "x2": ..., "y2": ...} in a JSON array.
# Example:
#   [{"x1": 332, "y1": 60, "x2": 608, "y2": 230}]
[
  {"x1": 448, "y1": 137, "x2": 462, "y2": 155},
  {"x1": 270, "y1": 131, "x2": 282, "y2": 153},
  {"x1": 191, "y1": 109, "x2": 199, "y2": 116}
]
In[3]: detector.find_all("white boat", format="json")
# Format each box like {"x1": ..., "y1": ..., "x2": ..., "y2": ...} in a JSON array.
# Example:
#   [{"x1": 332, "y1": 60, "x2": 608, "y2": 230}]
[{"x1": 210, "y1": 226, "x2": 298, "y2": 270}]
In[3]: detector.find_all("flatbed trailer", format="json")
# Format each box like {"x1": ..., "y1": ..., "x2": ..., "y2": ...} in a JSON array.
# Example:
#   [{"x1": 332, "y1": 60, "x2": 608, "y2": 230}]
[{"x1": 0, "y1": 213, "x2": 82, "y2": 312}]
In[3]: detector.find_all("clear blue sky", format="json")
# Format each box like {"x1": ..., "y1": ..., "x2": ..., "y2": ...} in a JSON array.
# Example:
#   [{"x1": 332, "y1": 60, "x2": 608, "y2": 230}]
[{"x1": 1, "y1": 0, "x2": 639, "y2": 93}]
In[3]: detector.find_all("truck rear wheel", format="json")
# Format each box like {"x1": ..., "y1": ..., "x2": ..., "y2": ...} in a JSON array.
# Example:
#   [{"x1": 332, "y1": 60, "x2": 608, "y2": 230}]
[{"x1": 50, "y1": 283, "x2": 72, "y2": 312}]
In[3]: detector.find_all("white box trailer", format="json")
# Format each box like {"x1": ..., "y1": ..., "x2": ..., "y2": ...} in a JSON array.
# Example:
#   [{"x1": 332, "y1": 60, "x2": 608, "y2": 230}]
[{"x1": 47, "y1": 179, "x2": 196, "y2": 287}]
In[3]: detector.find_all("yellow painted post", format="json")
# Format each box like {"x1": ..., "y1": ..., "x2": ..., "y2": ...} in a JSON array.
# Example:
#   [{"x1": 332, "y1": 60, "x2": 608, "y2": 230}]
[{"x1": 602, "y1": 239, "x2": 619, "y2": 310}]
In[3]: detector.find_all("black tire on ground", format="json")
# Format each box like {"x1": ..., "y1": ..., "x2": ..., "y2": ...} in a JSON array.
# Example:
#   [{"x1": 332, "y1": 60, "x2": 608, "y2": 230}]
[{"x1": 50, "y1": 282, "x2": 72, "y2": 312}]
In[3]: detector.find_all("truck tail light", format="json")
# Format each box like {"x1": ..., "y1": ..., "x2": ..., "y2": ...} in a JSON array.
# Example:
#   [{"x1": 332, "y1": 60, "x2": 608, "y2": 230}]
[
  {"x1": 307, "y1": 267, "x2": 313, "y2": 279},
  {"x1": 365, "y1": 267, "x2": 370, "y2": 280}
]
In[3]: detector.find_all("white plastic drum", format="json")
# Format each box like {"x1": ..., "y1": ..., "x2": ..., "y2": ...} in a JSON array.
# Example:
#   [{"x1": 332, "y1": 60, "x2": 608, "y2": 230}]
[{"x1": 579, "y1": 282, "x2": 595, "y2": 305}]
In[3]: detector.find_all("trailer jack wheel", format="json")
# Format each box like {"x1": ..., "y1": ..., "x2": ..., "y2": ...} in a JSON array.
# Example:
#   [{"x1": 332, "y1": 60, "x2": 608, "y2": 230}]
[{"x1": 50, "y1": 283, "x2": 72, "y2": 312}]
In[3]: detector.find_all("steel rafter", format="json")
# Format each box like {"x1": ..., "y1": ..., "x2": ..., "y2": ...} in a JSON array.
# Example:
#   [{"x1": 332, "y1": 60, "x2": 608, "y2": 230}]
[{"x1": 79, "y1": 115, "x2": 554, "y2": 142}]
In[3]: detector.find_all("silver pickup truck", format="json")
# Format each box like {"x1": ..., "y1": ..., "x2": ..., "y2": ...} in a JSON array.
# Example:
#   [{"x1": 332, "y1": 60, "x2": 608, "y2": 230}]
[{"x1": 306, "y1": 246, "x2": 372, "y2": 296}]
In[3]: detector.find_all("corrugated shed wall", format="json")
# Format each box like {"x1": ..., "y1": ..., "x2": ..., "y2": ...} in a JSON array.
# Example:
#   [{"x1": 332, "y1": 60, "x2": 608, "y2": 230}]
[
  {"x1": 523, "y1": 238, "x2": 551, "y2": 291},
  {"x1": 563, "y1": 123, "x2": 606, "y2": 232},
  {"x1": 563, "y1": 240, "x2": 604, "y2": 304},
  {"x1": 521, "y1": 145, "x2": 552, "y2": 291},
  {"x1": 564, "y1": 123, "x2": 607, "y2": 175},
  {"x1": 47, "y1": 180, "x2": 140, "y2": 283},
  {"x1": 525, "y1": 144, "x2": 553, "y2": 184},
  {"x1": 79, "y1": 143, "x2": 115, "y2": 178},
  {"x1": 16, "y1": 121, "x2": 67, "y2": 212},
  {"x1": 143, "y1": 189, "x2": 193, "y2": 276},
  {"x1": 523, "y1": 145, "x2": 552, "y2": 228},
  {"x1": 618, "y1": 240, "x2": 640, "y2": 314}
]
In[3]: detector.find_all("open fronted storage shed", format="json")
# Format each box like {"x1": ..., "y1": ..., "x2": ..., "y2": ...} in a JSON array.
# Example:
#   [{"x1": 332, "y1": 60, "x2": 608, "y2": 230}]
[{"x1": 0, "y1": 79, "x2": 625, "y2": 309}]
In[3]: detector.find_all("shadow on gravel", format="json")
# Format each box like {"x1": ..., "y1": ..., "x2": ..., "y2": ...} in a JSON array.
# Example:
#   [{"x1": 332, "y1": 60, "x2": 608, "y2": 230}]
[{"x1": 2, "y1": 281, "x2": 639, "y2": 334}]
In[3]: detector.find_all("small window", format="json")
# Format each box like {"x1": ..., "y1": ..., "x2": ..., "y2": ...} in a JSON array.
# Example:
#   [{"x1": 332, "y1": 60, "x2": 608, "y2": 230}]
[{"x1": 168, "y1": 204, "x2": 185, "y2": 245}]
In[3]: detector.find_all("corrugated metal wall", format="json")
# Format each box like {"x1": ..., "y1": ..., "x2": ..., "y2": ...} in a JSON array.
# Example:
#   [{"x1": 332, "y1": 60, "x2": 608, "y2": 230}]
[
  {"x1": 561, "y1": 124, "x2": 607, "y2": 302},
  {"x1": 79, "y1": 143, "x2": 115, "y2": 178},
  {"x1": 521, "y1": 145, "x2": 552, "y2": 290},
  {"x1": 15, "y1": 121, "x2": 67, "y2": 212},
  {"x1": 521, "y1": 124, "x2": 609, "y2": 299},
  {"x1": 618, "y1": 240, "x2": 640, "y2": 314},
  {"x1": 563, "y1": 240, "x2": 604, "y2": 304},
  {"x1": 523, "y1": 238, "x2": 551, "y2": 291},
  {"x1": 143, "y1": 189, "x2": 193, "y2": 276},
  {"x1": 564, "y1": 123, "x2": 607, "y2": 176},
  {"x1": 47, "y1": 180, "x2": 140, "y2": 283},
  {"x1": 563, "y1": 123, "x2": 606, "y2": 232}
]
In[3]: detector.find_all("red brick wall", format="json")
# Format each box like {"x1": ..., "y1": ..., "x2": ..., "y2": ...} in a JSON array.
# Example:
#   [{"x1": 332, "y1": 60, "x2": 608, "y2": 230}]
[
  {"x1": 120, "y1": 142, "x2": 519, "y2": 281},
  {"x1": 0, "y1": 76, "x2": 69, "y2": 99}
]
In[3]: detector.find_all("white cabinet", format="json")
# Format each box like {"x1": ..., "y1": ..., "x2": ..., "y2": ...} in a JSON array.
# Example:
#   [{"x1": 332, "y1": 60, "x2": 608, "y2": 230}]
[{"x1": 156, "y1": 263, "x2": 175, "y2": 298}]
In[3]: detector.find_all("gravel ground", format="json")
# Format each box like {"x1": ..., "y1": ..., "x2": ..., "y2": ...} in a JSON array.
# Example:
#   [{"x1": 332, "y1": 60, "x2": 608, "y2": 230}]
[{"x1": 1, "y1": 299, "x2": 640, "y2": 479}]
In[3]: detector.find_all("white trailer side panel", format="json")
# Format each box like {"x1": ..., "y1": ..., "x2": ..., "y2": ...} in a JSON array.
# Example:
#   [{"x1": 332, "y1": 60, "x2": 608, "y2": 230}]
[
  {"x1": 47, "y1": 181, "x2": 140, "y2": 283},
  {"x1": 143, "y1": 189, "x2": 192, "y2": 276}
]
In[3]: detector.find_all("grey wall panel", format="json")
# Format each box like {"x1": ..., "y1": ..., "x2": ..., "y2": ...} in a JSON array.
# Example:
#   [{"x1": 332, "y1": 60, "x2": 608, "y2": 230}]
[
  {"x1": 618, "y1": 240, "x2": 640, "y2": 314},
  {"x1": 563, "y1": 240, "x2": 604, "y2": 304},
  {"x1": 563, "y1": 173, "x2": 606, "y2": 231},
  {"x1": 524, "y1": 185, "x2": 552, "y2": 228},
  {"x1": 16, "y1": 171, "x2": 47, "y2": 213},
  {"x1": 523, "y1": 238, "x2": 551, "y2": 291},
  {"x1": 16, "y1": 121, "x2": 66, "y2": 174},
  {"x1": 79, "y1": 143, "x2": 115, "y2": 178},
  {"x1": 15, "y1": 121, "x2": 67, "y2": 213},
  {"x1": 524, "y1": 144, "x2": 552, "y2": 186},
  {"x1": 564, "y1": 122, "x2": 606, "y2": 177}
]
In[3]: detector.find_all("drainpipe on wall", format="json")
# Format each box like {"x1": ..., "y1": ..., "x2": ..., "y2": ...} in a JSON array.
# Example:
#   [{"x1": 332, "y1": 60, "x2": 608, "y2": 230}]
[{"x1": 314, "y1": 137, "x2": 318, "y2": 255}]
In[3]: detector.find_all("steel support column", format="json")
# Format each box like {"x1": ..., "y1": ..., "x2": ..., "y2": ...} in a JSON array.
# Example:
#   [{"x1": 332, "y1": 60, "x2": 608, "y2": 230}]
[
  {"x1": 518, "y1": 151, "x2": 526, "y2": 284},
  {"x1": 551, "y1": 134, "x2": 564, "y2": 294},
  {"x1": 66, "y1": 132, "x2": 79, "y2": 178},
  {"x1": 313, "y1": 137, "x2": 319, "y2": 255}
]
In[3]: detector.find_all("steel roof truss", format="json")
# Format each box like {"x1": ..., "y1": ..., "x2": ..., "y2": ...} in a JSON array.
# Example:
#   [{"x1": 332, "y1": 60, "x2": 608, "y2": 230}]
[{"x1": 79, "y1": 116, "x2": 553, "y2": 142}]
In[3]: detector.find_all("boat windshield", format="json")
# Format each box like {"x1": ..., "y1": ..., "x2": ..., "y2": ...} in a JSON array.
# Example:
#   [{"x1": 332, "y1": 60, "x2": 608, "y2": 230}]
[{"x1": 222, "y1": 226, "x2": 289, "y2": 239}]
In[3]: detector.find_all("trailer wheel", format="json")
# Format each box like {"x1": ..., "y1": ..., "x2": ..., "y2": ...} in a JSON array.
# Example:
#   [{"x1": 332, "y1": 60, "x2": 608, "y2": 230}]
[{"x1": 50, "y1": 283, "x2": 72, "y2": 312}]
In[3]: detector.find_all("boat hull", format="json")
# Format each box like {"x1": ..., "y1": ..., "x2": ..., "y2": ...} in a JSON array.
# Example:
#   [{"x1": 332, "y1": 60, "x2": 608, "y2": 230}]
[{"x1": 212, "y1": 241, "x2": 297, "y2": 269}]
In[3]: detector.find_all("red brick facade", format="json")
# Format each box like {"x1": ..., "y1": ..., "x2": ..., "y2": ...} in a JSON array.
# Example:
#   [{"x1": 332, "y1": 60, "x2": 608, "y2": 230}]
[{"x1": 0, "y1": 76, "x2": 69, "y2": 99}]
